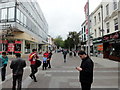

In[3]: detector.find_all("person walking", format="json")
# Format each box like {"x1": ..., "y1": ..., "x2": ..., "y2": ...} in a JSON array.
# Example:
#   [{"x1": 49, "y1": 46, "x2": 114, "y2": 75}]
[
  {"x1": 76, "y1": 51, "x2": 94, "y2": 90},
  {"x1": 42, "y1": 55, "x2": 47, "y2": 70},
  {"x1": 10, "y1": 53, "x2": 26, "y2": 90},
  {"x1": 29, "y1": 49, "x2": 39, "y2": 82},
  {"x1": 0, "y1": 52, "x2": 8, "y2": 81},
  {"x1": 62, "y1": 49, "x2": 68, "y2": 63},
  {"x1": 43, "y1": 51, "x2": 49, "y2": 67},
  {"x1": 47, "y1": 51, "x2": 52, "y2": 68}
]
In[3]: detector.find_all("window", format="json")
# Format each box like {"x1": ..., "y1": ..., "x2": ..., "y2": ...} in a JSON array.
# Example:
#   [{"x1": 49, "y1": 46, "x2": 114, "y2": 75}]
[
  {"x1": 8, "y1": 7, "x2": 15, "y2": 21},
  {"x1": 0, "y1": 10, "x2": 1, "y2": 21},
  {"x1": 113, "y1": 0, "x2": 117, "y2": 10},
  {"x1": 17, "y1": 9, "x2": 20, "y2": 21},
  {"x1": 94, "y1": 16, "x2": 96, "y2": 25},
  {"x1": 114, "y1": 18, "x2": 118, "y2": 31},
  {"x1": 106, "y1": 22, "x2": 110, "y2": 33},
  {"x1": 106, "y1": 4, "x2": 109, "y2": 16},
  {"x1": 95, "y1": 29, "x2": 97, "y2": 37},
  {"x1": 98, "y1": 12, "x2": 101, "y2": 22},
  {"x1": 84, "y1": 26, "x2": 85, "y2": 33},
  {"x1": 1, "y1": 0, "x2": 9, "y2": 3},
  {"x1": 99, "y1": 27, "x2": 101, "y2": 37},
  {"x1": 20, "y1": 12, "x2": 24, "y2": 23},
  {"x1": 1, "y1": 8, "x2": 7, "y2": 21}
]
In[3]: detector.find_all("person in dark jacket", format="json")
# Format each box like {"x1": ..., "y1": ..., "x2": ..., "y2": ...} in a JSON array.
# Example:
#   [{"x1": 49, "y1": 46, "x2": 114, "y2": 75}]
[
  {"x1": 47, "y1": 51, "x2": 52, "y2": 68},
  {"x1": 10, "y1": 53, "x2": 26, "y2": 90},
  {"x1": 62, "y1": 49, "x2": 68, "y2": 63},
  {"x1": 76, "y1": 51, "x2": 94, "y2": 90},
  {"x1": 0, "y1": 52, "x2": 8, "y2": 81}
]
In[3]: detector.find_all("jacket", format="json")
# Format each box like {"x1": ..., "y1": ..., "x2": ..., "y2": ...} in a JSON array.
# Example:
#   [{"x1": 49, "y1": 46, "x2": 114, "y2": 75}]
[
  {"x1": 29, "y1": 52, "x2": 39, "y2": 65},
  {"x1": 79, "y1": 56, "x2": 94, "y2": 84},
  {"x1": 10, "y1": 58, "x2": 26, "y2": 75},
  {"x1": 0, "y1": 55, "x2": 8, "y2": 65}
]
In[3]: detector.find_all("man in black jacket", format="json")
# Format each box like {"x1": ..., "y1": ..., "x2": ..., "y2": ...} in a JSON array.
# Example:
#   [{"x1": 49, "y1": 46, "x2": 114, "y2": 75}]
[
  {"x1": 76, "y1": 51, "x2": 94, "y2": 90},
  {"x1": 10, "y1": 53, "x2": 26, "y2": 90}
]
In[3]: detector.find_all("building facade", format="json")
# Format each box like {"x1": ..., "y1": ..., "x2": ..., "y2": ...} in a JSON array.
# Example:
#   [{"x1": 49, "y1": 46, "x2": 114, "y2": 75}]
[
  {"x1": 0, "y1": 0, "x2": 48, "y2": 54},
  {"x1": 91, "y1": 4, "x2": 104, "y2": 58},
  {"x1": 81, "y1": 0, "x2": 120, "y2": 61},
  {"x1": 102, "y1": 1, "x2": 119, "y2": 60}
]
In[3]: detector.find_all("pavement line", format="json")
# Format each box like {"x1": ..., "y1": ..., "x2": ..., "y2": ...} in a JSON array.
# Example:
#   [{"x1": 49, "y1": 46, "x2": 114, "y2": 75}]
[
  {"x1": 41, "y1": 70, "x2": 118, "y2": 73},
  {"x1": 0, "y1": 66, "x2": 30, "y2": 85}
]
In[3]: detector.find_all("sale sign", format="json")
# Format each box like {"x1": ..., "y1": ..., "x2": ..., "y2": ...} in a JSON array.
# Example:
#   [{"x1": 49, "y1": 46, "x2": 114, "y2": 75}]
[{"x1": 8, "y1": 43, "x2": 15, "y2": 52}]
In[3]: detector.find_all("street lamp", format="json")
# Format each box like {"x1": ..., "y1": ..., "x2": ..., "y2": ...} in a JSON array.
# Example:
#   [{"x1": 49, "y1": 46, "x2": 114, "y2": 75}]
[{"x1": 101, "y1": 4, "x2": 104, "y2": 57}]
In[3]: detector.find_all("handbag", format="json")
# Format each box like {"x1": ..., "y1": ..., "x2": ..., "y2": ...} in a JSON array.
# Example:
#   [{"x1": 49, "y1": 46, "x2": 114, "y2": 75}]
[{"x1": 35, "y1": 60, "x2": 42, "y2": 67}]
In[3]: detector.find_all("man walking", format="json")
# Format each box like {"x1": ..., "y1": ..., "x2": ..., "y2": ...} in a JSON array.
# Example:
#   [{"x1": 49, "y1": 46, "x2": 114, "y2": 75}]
[
  {"x1": 47, "y1": 51, "x2": 52, "y2": 68},
  {"x1": 10, "y1": 53, "x2": 26, "y2": 90},
  {"x1": 0, "y1": 52, "x2": 8, "y2": 81},
  {"x1": 62, "y1": 49, "x2": 68, "y2": 63},
  {"x1": 76, "y1": 51, "x2": 94, "y2": 90},
  {"x1": 29, "y1": 49, "x2": 39, "y2": 82}
]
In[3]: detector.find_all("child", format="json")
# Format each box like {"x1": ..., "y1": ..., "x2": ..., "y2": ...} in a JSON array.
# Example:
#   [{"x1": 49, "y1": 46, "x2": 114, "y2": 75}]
[{"x1": 42, "y1": 55, "x2": 47, "y2": 70}]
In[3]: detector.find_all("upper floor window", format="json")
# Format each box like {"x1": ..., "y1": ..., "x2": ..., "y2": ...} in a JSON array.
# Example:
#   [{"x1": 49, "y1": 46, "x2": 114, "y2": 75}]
[
  {"x1": 1, "y1": 0, "x2": 9, "y2": 3},
  {"x1": 106, "y1": 22, "x2": 110, "y2": 33},
  {"x1": 94, "y1": 16, "x2": 96, "y2": 25},
  {"x1": 95, "y1": 29, "x2": 97, "y2": 37},
  {"x1": 98, "y1": 12, "x2": 101, "y2": 22},
  {"x1": 114, "y1": 18, "x2": 118, "y2": 31},
  {"x1": 8, "y1": 7, "x2": 15, "y2": 21},
  {"x1": 99, "y1": 27, "x2": 101, "y2": 37},
  {"x1": 84, "y1": 26, "x2": 86, "y2": 33},
  {"x1": 1, "y1": 8, "x2": 7, "y2": 22},
  {"x1": 113, "y1": 0, "x2": 117, "y2": 10},
  {"x1": 106, "y1": 4, "x2": 109, "y2": 16}
]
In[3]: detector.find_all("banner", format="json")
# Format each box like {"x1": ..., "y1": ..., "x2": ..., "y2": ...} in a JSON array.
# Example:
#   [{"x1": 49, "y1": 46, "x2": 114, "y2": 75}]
[
  {"x1": 84, "y1": 1, "x2": 89, "y2": 34},
  {"x1": 8, "y1": 43, "x2": 15, "y2": 52}
]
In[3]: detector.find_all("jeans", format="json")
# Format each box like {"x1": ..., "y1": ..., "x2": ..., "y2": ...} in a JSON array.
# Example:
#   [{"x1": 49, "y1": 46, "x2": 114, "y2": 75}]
[
  {"x1": 81, "y1": 82, "x2": 91, "y2": 90},
  {"x1": 12, "y1": 74, "x2": 23, "y2": 90},
  {"x1": 30, "y1": 65, "x2": 38, "y2": 81},
  {"x1": 1, "y1": 64, "x2": 7, "y2": 81}
]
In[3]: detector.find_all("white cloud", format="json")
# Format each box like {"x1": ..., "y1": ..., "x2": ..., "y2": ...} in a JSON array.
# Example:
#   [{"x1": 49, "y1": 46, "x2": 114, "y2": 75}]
[{"x1": 37, "y1": 0, "x2": 102, "y2": 39}]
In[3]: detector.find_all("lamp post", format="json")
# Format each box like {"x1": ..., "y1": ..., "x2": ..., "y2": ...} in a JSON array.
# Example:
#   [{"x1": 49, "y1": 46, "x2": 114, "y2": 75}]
[
  {"x1": 87, "y1": 0, "x2": 90, "y2": 57},
  {"x1": 101, "y1": 4, "x2": 104, "y2": 57}
]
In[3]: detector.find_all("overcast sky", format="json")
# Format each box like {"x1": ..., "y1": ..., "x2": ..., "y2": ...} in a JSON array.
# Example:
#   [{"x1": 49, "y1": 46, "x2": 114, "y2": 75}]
[{"x1": 37, "y1": 0, "x2": 102, "y2": 40}]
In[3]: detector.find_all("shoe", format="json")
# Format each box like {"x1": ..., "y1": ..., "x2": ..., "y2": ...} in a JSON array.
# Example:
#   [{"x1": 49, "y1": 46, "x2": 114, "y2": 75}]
[
  {"x1": 2, "y1": 78, "x2": 5, "y2": 81},
  {"x1": 29, "y1": 75, "x2": 33, "y2": 79},
  {"x1": 34, "y1": 80, "x2": 37, "y2": 82}
]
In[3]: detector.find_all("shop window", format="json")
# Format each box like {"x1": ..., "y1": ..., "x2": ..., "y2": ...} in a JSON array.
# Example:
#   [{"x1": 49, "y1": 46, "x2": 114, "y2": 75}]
[{"x1": 8, "y1": 7, "x2": 15, "y2": 21}]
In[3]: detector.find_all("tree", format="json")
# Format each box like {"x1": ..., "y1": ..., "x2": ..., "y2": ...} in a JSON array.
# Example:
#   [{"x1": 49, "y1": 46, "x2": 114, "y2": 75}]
[
  {"x1": 54, "y1": 35, "x2": 64, "y2": 49},
  {"x1": 64, "y1": 31, "x2": 80, "y2": 50}
]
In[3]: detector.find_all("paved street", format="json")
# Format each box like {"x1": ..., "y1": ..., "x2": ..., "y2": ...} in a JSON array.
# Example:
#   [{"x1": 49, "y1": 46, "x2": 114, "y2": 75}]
[{"x1": 0, "y1": 52, "x2": 119, "y2": 89}]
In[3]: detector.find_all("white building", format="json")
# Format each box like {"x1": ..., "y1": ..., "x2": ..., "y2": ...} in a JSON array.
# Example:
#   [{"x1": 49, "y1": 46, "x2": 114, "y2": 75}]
[{"x1": 0, "y1": 0, "x2": 48, "y2": 54}]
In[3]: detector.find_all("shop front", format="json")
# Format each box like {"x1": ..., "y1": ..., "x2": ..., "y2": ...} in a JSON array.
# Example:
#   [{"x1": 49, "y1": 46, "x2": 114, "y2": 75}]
[
  {"x1": 103, "y1": 31, "x2": 120, "y2": 61},
  {"x1": 93, "y1": 37, "x2": 103, "y2": 58},
  {"x1": 0, "y1": 39, "x2": 22, "y2": 54}
]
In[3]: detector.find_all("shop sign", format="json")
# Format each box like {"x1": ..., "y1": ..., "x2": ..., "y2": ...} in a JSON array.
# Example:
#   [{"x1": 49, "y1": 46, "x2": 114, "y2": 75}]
[
  {"x1": 97, "y1": 45, "x2": 103, "y2": 51},
  {"x1": 103, "y1": 32, "x2": 120, "y2": 41},
  {"x1": 8, "y1": 43, "x2": 15, "y2": 52},
  {"x1": 15, "y1": 41, "x2": 22, "y2": 44},
  {"x1": 15, "y1": 51, "x2": 21, "y2": 53},
  {"x1": 0, "y1": 40, "x2": 8, "y2": 44}
]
